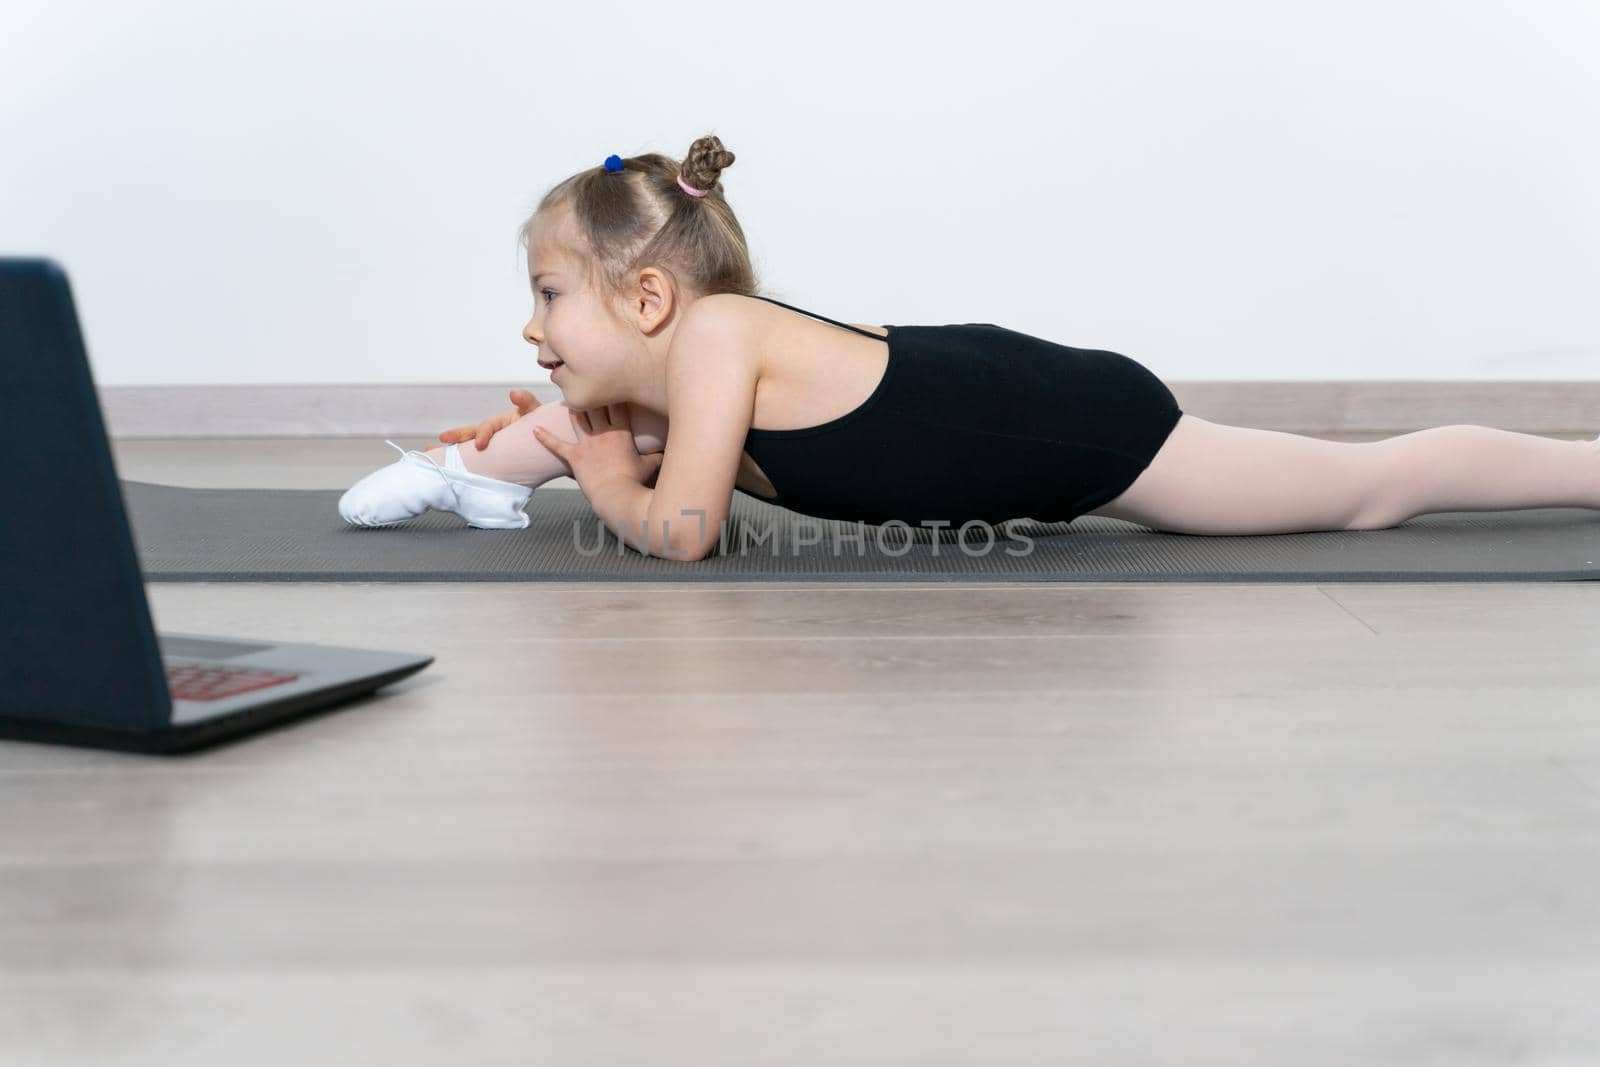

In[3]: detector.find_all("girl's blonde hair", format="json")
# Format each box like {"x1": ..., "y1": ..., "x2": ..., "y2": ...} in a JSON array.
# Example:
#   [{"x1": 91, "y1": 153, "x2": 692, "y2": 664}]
[{"x1": 517, "y1": 133, "x2": 761, "y2": 314}]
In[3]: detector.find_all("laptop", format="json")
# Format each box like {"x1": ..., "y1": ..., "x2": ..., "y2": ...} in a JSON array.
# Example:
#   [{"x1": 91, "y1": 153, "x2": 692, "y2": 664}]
[{"x1": 0, "y1": 256, "x2": 433, "y2": 754}]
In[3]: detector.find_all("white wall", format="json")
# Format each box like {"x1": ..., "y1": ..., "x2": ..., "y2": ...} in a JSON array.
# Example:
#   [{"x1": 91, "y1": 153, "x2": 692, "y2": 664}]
[{"x1": 4, "y1": 0, "x2": 1597, "y2": 386}]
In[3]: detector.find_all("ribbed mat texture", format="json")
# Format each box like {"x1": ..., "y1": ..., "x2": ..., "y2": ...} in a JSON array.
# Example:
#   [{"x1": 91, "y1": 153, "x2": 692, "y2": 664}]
[{"x1": 121, "y1": 481, "x2": 1600, "y2": 582}]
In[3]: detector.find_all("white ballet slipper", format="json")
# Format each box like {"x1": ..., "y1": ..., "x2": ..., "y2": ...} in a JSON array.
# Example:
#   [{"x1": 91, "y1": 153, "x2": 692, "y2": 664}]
[{"x1": 339, "y1": 441, "x2": 532, "y2": 530}]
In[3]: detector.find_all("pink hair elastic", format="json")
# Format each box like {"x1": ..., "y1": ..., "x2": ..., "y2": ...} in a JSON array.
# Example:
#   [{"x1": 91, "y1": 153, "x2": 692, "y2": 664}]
[{"x1": 677, "y1": 173, "x2": 710, "y2": 197}]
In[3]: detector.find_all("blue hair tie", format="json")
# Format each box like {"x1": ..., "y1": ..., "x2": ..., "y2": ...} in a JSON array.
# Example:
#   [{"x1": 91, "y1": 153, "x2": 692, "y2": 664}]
[{"x1": 603, "y1": 154, "x2": 624, "y2": 173}]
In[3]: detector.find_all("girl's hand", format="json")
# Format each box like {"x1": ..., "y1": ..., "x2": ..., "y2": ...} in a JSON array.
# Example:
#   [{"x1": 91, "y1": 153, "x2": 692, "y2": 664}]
[
  {"x1": 533, "y1": 404, "x2": 665, "y2": 492},
  {"x1": 437, "y1": 388, "x2": 542, "y2": 451}
]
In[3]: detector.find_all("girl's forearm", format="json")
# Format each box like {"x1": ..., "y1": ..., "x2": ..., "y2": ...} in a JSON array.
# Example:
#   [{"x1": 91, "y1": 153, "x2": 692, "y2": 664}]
[{"x1": 586, "y1": 477, "x2": 700, "y2": 561}]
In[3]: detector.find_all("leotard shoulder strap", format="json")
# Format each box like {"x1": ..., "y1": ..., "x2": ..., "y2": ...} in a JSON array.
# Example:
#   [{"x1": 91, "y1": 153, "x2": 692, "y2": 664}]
[{"x1": 748, "y1": 294, "x2": 887, "y2": 341}]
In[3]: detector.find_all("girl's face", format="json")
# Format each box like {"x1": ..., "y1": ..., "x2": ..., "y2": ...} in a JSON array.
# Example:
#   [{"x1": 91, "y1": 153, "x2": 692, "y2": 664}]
[{"x1": 521, "y1": 222, "x2": 635, "y2": 410}]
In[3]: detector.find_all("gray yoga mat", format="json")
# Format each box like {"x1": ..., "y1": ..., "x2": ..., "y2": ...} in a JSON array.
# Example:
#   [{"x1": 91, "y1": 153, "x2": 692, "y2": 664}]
[{"x1": 120, "y1": 480, "x2": 1600, "y2": 583}]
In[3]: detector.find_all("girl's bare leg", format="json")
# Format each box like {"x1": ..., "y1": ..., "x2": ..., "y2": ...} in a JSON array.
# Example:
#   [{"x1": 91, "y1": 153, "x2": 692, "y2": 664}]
[
  {"x1": 1087, "y1": 414, "x2": 1600, "y2": 535},
  {"x1": 421, "y1": 402, "x2": 667, "y2": 488}
]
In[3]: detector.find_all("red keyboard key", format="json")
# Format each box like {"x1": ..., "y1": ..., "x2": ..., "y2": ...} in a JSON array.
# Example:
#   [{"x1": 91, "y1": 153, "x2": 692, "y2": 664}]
[{"x1": 165, "y1": 664, "x2": 300, "y2": 702}]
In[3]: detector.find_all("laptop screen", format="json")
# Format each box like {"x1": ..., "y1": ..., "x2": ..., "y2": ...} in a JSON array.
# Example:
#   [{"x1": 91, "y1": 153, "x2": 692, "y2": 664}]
[{"x1": 0, "y1": 257, "x2": 173, "y2": 731}]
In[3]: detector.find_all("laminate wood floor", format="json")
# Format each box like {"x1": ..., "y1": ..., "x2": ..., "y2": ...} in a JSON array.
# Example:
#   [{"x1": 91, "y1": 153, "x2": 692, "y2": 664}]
[{"x1": 4, "y1": 435, "x2": 1598, "y2": 1066}]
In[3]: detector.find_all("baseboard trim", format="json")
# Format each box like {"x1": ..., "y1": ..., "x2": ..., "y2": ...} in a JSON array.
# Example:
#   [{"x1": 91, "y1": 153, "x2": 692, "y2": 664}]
[{"x1": 97, "y1": 381, "x2": 1600, "y2": 437}]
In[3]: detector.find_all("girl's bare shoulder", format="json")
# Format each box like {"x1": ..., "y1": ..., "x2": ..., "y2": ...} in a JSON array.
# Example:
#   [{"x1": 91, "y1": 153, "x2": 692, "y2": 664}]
[
  {"x1": 688, "y1": 292, "x2": 890, "y2": 436},
  {"x1": 689, "y1": 292, "x2": 887, "y2": 368}
]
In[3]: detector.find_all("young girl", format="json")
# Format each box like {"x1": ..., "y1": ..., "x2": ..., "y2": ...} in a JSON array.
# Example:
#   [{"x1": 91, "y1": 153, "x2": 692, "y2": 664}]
[{"x1": 340, "y1": 134, "x2": 1600, "y2": 561}]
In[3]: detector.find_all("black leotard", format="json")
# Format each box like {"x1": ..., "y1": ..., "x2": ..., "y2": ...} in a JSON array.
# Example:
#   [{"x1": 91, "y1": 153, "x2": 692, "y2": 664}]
[{"x1": 739, "y1": 294, "x2": 1184, "y2": 526}]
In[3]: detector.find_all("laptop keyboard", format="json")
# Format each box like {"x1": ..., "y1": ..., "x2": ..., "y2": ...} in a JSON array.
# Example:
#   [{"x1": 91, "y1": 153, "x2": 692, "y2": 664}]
[{"x1": 165, "y1": 663, "x2": 301, "y2": 702}]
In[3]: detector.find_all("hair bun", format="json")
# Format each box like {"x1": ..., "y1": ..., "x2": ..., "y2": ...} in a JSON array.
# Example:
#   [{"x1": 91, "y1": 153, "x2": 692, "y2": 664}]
[{"x1": 680, "y1": 134, "x2": 735, "y2": 194}]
